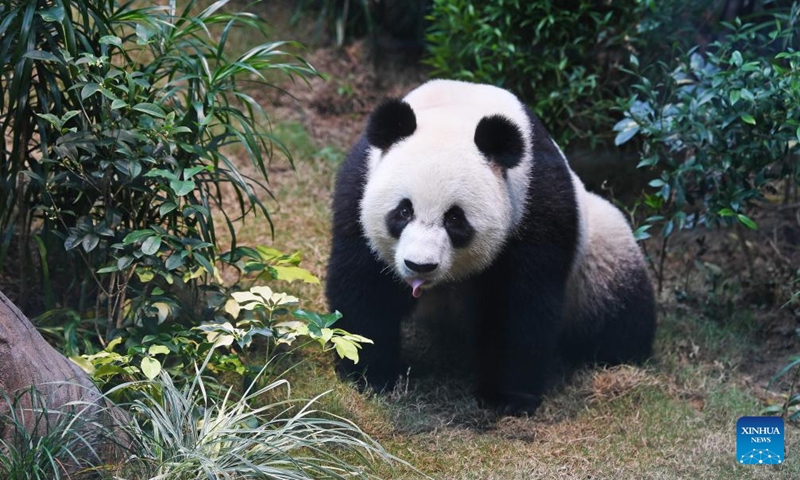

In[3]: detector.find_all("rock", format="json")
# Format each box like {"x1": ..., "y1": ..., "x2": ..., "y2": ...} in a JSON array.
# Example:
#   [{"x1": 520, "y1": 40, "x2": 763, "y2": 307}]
[{"x1": 0, "y1": 290, "x2": 126, "y2": 473}]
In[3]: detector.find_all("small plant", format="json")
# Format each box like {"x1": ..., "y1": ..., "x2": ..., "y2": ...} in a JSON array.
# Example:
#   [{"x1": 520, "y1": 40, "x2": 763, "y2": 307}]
[
  {"x1": 0, "y1": 386, "x2": 110, "y2": 479},
  {"x1": 76, "y1": 278, "x2": 371, "y2": 399},
  {"x1": 106, "y1": 354, "x2": 410, "y2": 479},
  {"x1": 204, "y1": 285, "x2": 371, "y2": 364},
  {"x1": 765, "y1": 356, "x2": 800, "y2": 421}
]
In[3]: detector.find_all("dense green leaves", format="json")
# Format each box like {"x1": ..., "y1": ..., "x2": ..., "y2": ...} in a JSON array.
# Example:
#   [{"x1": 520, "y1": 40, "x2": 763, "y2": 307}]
[
  {"x1": 0, "y1": 0, "x2": 319, "y2": 336},
  {"x1": 617, "y1": 7, "x2": 800, "y2": 240},
  {"x1": 0, "y1": 0, "x2": 347, "y2": 405},
  {"x1": 424, "y1": 0, "x2": 640, "y2": 147}
]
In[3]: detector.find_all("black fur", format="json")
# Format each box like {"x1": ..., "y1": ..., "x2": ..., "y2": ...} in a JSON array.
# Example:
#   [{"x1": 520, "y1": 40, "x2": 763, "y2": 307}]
[
  {"x1": 385, "y1": 198, "x2": 413, "y2": 239},
  {"x1": 366, "y1": 99, "x2": 417, "y2": 150},
  {"x1": 443, "y1": 205, "x2": 474, "y2": 248},
  {"x1": 327, "y1": 98, "x2": 656, "y2": 415},
  {"x1": 327, "y1": 137, "x2": 415, "y2": 390},
  {"x1": 474, "y1": 114, "x2": 525, "y2": 169}
]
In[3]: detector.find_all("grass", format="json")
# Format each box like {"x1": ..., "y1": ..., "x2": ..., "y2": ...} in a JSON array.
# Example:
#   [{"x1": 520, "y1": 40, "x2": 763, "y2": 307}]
[{"x1": 0, "y1": 386, "x2": 108, "y2": 480}]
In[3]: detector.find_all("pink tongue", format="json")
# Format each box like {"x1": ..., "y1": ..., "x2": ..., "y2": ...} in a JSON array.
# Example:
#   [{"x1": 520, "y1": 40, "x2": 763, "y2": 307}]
[{"x1": 409, "y1": 278, "x2": 426, "y2": 298}]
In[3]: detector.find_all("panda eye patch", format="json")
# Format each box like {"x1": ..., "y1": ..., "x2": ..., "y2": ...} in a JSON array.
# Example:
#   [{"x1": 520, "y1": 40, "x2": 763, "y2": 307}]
[
  {"x1": 386, "y1": 198, "x2": 414, "y2": 239},
  {"x1": 443, "y1": 205, "x2": 474, "y2": 248}
]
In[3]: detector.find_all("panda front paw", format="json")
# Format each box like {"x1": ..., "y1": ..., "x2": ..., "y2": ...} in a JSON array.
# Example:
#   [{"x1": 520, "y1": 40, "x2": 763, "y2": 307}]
[{"x1": 476, "y1": 388, "x2": 543, "y2": 416}]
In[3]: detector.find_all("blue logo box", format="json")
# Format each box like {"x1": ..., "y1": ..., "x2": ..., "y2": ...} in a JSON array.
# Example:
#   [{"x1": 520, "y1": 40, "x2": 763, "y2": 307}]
[{"x1": 737, "y1": 416, "x2": 784, "y2": 465}]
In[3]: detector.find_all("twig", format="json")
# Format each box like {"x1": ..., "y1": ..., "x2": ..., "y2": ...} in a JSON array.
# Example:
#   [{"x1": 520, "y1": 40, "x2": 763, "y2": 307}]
[
  {"x1": 736, "y1": 223, "x2": 755, "y2": 280},
  {"x1": 783, "y1": 364, "x2": 800, "y2": 419}
]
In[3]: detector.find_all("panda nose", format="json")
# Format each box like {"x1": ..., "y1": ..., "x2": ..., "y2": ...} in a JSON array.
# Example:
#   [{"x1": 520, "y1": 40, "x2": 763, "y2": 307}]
[{"x1": 405, "y1": 260, "x2": 438, "y2": 274}]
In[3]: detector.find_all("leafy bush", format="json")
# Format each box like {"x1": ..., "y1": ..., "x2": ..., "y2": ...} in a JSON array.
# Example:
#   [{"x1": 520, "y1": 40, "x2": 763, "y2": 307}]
[
  {"x1": 424, "y1": 0, "x2": 639, "y2": 146},
  {"x1": 0, "y1": 0, "x2": 321, "y2": 350},
  {"x1": 615, "y1": 6, "x2": 800, "y2": 286},
  {"x1": 79, "y1": 284, "x2": 371, "y2": 397}
]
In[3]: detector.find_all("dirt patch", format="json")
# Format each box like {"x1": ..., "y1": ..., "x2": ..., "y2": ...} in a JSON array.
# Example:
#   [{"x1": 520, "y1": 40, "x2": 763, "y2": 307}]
[{"x1": 642, "y1": 201, "x2": 800, "y2": 396}]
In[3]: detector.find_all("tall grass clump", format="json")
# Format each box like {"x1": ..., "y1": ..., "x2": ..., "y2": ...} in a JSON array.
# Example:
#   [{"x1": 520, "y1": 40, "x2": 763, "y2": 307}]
[
  {"x1": 0, "y1": 385, "x2": 112, "y2": 480},
  {"x1": 1, "y1": 372, "x2": 411, "y2": 480},
  {"x1": 112, "y1": 362, "x2": 408, "y2": 479}
]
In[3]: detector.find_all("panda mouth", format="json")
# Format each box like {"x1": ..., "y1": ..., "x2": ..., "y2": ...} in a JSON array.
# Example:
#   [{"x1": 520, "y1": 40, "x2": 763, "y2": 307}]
[{"x1": 406, "y1": 278, "x2": 426, "y2": 298}]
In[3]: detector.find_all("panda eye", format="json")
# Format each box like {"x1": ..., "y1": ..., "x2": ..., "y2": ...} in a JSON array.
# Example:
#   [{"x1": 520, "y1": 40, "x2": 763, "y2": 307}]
[
  {"x1": 443, "y1": 205, "x2": 474, "y2": 249},
  {"x1": 444, "y1": 209, "x2": 463, "y2": 227},
  {"x1": 399, "y1": 206, "x2": 412, "y2": 219}
]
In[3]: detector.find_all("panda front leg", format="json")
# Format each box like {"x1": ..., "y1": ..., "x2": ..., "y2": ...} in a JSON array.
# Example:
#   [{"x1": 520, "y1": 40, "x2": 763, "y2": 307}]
[
  {"x1": 476, "y1": 244, "x2": 569, "y2": 415},
  {"x1": 326, "y1": 235, "x2": 414, "y2": 392}
]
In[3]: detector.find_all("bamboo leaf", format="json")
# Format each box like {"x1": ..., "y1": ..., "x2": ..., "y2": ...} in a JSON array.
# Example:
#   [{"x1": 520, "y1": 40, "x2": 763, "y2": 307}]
[{"x1": 23, "y1": 50, "x2": 62, "y2": 63}]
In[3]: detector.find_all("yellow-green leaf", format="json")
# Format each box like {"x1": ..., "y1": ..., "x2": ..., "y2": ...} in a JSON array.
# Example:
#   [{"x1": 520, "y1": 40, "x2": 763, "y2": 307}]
[
  {"x1": 152, "y1": 302, "x2": 170, "y2": 323},
  {"x1": 70, "y1": 355, "x2": 95, "y2": 374},
  {"x1": 231, "y1": 291, "x2": 263, "y2": 305},
  {"x1": 250, "y1": 285, "x2": 274, "y2": 302},
  {"x1": 270, "y1": 265, "x2": 320, "y2": 284},
  {"x1": 141, "y1": 356, "x2": 161, "y2": 379},
  {"x1": 148, "y1": 345, "x2": 170, "y2": 356},
  {"x1": 106, "y1": 336, "x2": 124, "y2": 351},
  {"x1": 224, "y1": 298, "x2": 241, "y2": 319},
  {"x1": 332, "y1": 337, "x2": 360, "y2": 363},
  {"x1": 213, "y1": 334, "x2": 235, "y2": 348}
]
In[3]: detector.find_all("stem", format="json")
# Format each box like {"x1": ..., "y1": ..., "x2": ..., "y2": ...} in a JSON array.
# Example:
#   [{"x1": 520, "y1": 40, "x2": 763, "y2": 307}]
[
  {"x1": 657, "y1": 234, "x2": 670, "y2": 294},
  {"x1": 784, "y1": 364, "x2": 800, "y2": 419},
  {"x1": 17, "y1": 172, "x2": 30, "y2": 310},
  {"x1": 737, "y1": 222, "x2": 755, "y2": 280}
]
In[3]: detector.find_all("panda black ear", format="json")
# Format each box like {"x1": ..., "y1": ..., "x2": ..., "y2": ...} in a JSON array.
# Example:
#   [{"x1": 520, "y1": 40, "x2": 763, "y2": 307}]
[
  {"x1": 366, "y1": 99, "x2": 417, "y2": 151},
  {"x1": 474, "y1": 115, "x2": 524, "y2": 169}
]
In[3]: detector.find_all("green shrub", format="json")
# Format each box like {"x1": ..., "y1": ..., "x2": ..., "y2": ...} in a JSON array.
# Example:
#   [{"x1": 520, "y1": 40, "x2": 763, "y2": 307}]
[
  {"x1": 615, "y1": 5, "x2": 800, "y2": 286},
  {"x1": 78, "y1": 282, "x2": 371, "y2": 398},
  {"x1": 424, "y1": 0, "x2": 640, "y2": 146},
  {"x1": 0, "y1": 0, "x2": 320, "y2": 349}
]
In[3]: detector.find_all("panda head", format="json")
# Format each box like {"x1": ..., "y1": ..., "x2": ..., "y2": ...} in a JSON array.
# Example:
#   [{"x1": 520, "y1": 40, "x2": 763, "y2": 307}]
[{"x1": 359, "y1": 83, "x2": 530, "y2": 298}]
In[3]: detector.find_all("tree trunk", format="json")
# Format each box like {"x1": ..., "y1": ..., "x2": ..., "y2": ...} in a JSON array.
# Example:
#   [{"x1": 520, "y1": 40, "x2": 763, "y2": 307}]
[{"x1": 0, "y1": 290, "x2": 125, "y2": 474}]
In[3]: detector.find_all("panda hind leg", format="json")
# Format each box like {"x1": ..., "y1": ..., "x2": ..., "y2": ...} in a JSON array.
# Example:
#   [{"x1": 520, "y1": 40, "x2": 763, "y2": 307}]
[{"x1": 560, "y1": 267, "x2": 657, "y2": 367}]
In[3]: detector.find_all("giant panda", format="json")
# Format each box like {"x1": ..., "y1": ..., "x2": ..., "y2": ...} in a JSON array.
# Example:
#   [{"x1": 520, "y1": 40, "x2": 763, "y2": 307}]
[{"x1": 326, "y1": 79, "x2": 656, "y2": 414}]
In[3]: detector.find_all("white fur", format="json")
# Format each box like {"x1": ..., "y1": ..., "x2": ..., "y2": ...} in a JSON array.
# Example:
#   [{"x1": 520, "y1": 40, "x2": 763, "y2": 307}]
[
  {"x1": 360, "y1": 80, "x2": 532, "y2": 286},
  {"x1": 565, "y1": 177, "x2": 646, "y2": 324}
]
